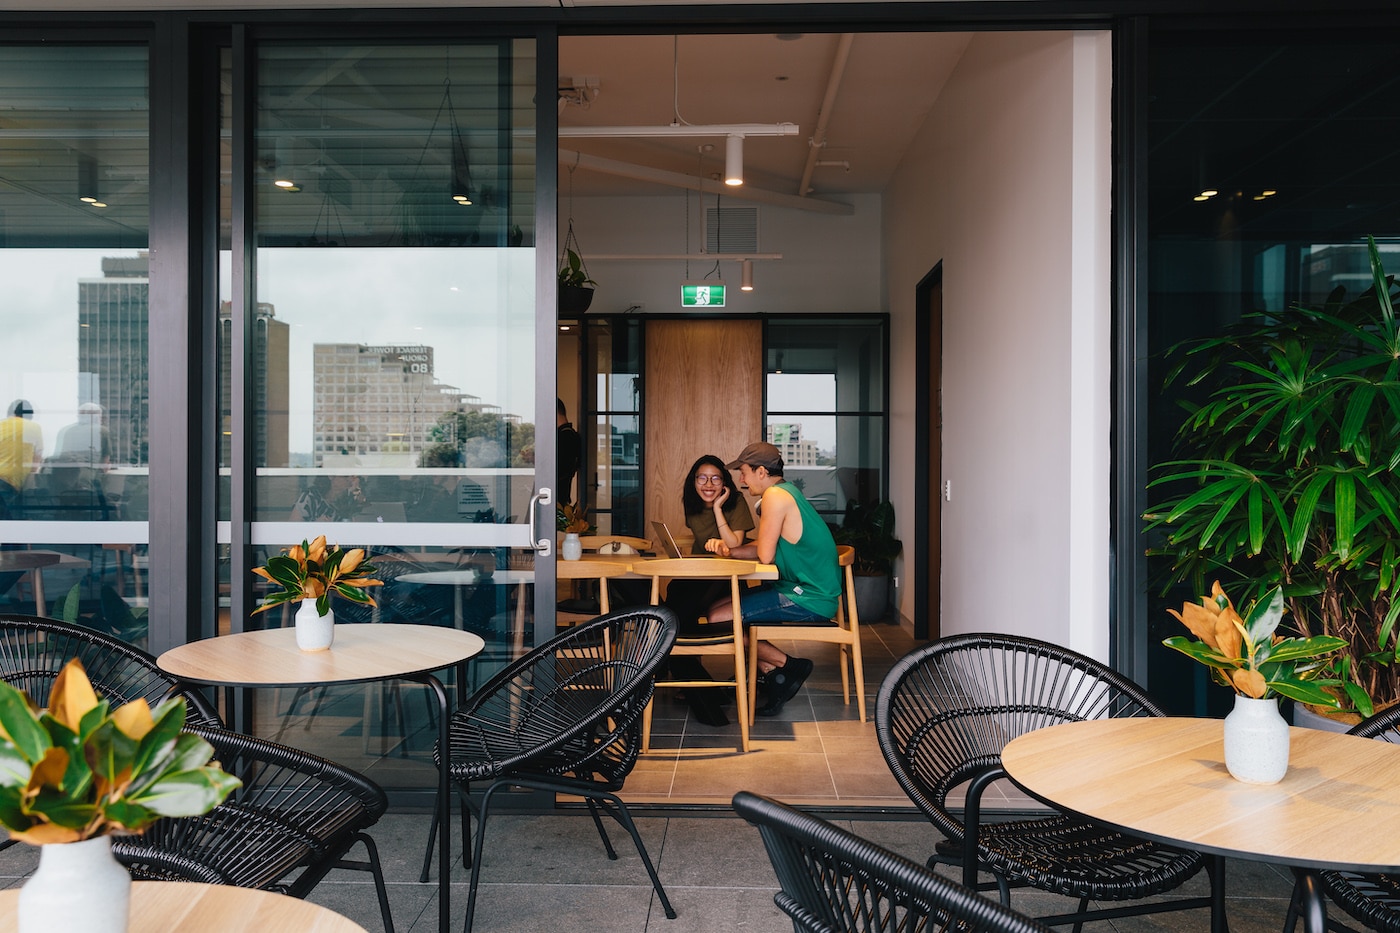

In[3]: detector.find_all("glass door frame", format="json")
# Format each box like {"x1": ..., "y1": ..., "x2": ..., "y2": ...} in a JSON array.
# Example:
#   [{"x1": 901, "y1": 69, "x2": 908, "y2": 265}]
[{"x1": 214, "y1": 26, "x2": 561, "y2": 704}]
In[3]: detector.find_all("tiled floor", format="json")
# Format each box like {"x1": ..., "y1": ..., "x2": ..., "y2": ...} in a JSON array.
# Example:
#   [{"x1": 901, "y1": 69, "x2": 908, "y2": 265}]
[{"x1": 0, "y1": 804, "x2": 1308, "y2": 933}]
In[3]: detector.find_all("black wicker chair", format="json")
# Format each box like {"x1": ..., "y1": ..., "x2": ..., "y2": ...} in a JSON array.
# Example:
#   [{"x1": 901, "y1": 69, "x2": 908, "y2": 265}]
[
  {"x1": 0, "y1": 615, "x2": 394, "y2": 933},
  {"x1": 734, "y1": 790, "x2": 1055, "y2": 933},
  {"x1": 1283, "y1": 704, "x2": 1400, "y2": 933},
  {"x1": 876, "y1": 633, "x2": 1224, "y2": 930},
  {"x1": 418, "y1": 605, "x2": 679, "y2": 933},
  {"x1": 113, "y1": 724, "x2": 395, "y2": 933},
  {"x1": 0, "y1": 612, "x2": 221, "y2": 726}
]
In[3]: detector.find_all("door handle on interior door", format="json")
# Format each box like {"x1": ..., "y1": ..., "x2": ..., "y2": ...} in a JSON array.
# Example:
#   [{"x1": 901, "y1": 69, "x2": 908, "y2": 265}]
[{"x1": 528, "y1": 488, "x2": 554, "y2": 556}]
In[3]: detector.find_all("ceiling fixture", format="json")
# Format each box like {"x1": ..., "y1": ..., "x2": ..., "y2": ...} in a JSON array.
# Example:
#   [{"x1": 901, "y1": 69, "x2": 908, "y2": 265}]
[
  {"x1": 741, "y1": 259, "x2": 754, "y2": 291},
  {"x1": 725, "y1": 135, "x2": 744, "y2": 186}
]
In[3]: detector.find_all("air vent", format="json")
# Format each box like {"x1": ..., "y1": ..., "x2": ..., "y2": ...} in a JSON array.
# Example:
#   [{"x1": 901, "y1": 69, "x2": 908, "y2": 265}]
[{"x1": 706, "y1": 207, "x2": 758, "y2": 254}]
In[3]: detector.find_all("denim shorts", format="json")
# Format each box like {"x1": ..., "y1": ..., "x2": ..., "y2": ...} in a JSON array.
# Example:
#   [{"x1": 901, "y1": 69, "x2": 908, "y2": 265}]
[{"x1": 738, "y1": 583, "x2": 828, "y2": 624}]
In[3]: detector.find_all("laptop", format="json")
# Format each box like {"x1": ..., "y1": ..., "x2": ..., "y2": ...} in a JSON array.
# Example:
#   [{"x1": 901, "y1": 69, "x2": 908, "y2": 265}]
[{"x1": 651, "y1": 520, "x2": 717, "y2": 559}]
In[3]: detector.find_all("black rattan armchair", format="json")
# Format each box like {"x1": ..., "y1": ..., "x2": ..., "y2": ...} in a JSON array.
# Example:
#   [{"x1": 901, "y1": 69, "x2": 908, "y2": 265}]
[
  {"x1": 418, "y1": 605, "x2": 679, "y2": 933},
  {"x1": 0, "y1": 612, "x2": 220, "y2": 725},
  {"x1": 734, "y1": 790, "x2": 1055, "y2": 933},
  {"x1": 876, "y1": 633, "x2": 1224, "y2": 930},
  {"x1": 1283, "y1": 704, "x2": 1400, "y2": 933},
  {"x1": 0, "y1": 615, "x2": 395, "y2": 932},
  {"x1": 113, "y1": 724, "x2": 394, "y2": 933}
]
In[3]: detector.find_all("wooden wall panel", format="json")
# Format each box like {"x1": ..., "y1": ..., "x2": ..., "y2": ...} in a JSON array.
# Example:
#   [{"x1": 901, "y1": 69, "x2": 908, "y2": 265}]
[{"x1": 645, "y1": 319, "x2": 763, "y2": 538}]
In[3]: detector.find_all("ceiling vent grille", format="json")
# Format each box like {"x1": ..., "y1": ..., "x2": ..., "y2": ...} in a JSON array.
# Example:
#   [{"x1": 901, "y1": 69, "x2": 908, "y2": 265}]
[{"x1": 706, "y1": 207, "x2": 758, "y2": 253}]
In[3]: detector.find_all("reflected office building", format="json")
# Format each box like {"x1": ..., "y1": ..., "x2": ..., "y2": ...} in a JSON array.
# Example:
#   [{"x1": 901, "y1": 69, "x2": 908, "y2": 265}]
[
  {"x1": 77, "y1": 255, "x2": 152, "y2": 466},
  {"x1": 313, "y1": 343, "x2": 481, "y2": 468}
]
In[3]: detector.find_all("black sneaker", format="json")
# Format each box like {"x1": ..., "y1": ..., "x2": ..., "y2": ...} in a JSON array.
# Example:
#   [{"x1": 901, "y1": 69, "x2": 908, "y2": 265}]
[{"x1": 755, "y1": 657, "x2": 813, "y2": 717}]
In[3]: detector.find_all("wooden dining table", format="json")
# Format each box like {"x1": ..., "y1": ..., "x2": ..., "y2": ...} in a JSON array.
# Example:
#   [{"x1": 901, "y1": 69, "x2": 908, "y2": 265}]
[
  {"x1": 0, "y1": 881, "x2": 366, "y2": 932},
  {"x1": 1000, "y1": 716, "x2": 1400, "y2": 933},
  {"x1": 157, "y1": 623, "x2": 485, "y2": 933}
]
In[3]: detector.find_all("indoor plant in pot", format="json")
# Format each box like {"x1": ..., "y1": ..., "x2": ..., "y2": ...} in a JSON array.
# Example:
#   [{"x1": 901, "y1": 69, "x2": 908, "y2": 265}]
[
  {"x1": 252, "y1": 535, "x2": 382, "y2": 651},
  {"x1": 558, "y1": 246, "x2": 596, "y2": 317},
  {"x1": 1145, "y1": 236, "x2": 1400, "y2": 722},
  {"x1": 0, "y1": 658, "x2": 241, "y2": 932},
  {"x1": 832, "y1": 499, "x2": 902, "y2": 623},
  {"x1": 1163, "y1": 581, "x2": 1348, "y2": 783}
]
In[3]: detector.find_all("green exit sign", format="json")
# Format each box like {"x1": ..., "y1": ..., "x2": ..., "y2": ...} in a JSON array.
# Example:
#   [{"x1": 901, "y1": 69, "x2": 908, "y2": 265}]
[{"x1": 680, "y1": 283, "x2": 726, "y2": 307}]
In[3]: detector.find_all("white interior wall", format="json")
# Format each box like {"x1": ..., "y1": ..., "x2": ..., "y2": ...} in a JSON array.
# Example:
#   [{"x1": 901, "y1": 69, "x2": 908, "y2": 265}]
[
  {"x1": 883, "y1": 30, "x2": 1112, "y2": 658},
  {"x1": 565, "y1": 193, "x2": 883, "y2": 315}
]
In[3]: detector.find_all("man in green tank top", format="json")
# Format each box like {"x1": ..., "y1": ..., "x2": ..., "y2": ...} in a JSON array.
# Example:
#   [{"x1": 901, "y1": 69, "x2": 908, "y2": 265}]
[{"x1": 706, "y1": 441, "x2": 841, "y2": 715}]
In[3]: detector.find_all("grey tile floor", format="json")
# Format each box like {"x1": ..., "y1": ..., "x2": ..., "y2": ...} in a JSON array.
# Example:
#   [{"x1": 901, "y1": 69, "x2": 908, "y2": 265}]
[{"x1": 292, "y1": 808, "x2": 1303, "y2": 933}]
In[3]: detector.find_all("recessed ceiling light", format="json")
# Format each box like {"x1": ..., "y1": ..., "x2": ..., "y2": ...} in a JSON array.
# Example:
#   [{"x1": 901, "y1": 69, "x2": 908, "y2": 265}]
[{"x1": 1200, "y1": 189, "x2": 1219, "y2": 198}]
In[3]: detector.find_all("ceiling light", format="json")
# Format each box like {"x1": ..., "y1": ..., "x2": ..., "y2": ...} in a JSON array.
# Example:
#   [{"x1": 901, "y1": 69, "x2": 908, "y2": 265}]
[
  {"x1": 741, "y1": 260, "x2": 754, "y2": 291},
  {"x1": 79, "y1": 196, "x2": 97, "y2": 204},
  {"x1": 1200, "y1": 189, "x2": 1218, "y2": 198},
  {"x1": 1193, "y1": 195, "x2": 1211, "y2": 202},
  {"x1": 725, "y1": 135, "x2": 744, "y2": 186},
  {"x1": 1262, "y1": 189, "x2": 1277, "y2": 197},
  {"x1": 274, "y1": 178, "x2": 296, "y2": 189},
  {"x1": 90, "y1": 201, "x2": 108, "y2": 208}
]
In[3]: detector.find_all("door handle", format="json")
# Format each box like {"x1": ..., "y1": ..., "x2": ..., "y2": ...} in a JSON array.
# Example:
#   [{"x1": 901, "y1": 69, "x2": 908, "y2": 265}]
[{"x1": 528, "y1": 488, "x2": 554, "y2": 556}]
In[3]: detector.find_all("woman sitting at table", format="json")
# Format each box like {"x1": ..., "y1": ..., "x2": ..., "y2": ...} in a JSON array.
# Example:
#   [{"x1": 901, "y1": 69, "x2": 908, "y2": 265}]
[{"x1": 663, "y1": 454, "x2": 755, "y2": 726}]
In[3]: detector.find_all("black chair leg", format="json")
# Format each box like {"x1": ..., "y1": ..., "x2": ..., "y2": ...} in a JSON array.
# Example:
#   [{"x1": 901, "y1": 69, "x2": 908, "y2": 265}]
[
  {"x1": 588, "y1": 789, "x2": 676, "y2": 920},
  {"x1": 465, "y1": 781, "x2": 511, "y2": 933},
  {"x1": 584, "y1": 797, "x2": 620, "y2": 860},
  {"x1": 357, "y1": 832, "x2": 396, "y2": 933},
  {"x1": 418, "y1": 786, "x2": 439, "y2": 884}
]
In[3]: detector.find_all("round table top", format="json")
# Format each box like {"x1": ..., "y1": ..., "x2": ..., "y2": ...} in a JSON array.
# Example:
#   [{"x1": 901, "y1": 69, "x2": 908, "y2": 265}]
[
  {"x1": 0, "y1": 551, "x2": 61, "y2": 572},
  {"x1": 0, "y1": 881, "x2": 366, "y2": 932},
  {"x1": 157, "y1": 623, "x2": 485, "y2": 687},
  {"x1": 1000, "y1": 716, "x2": 1400, "y2": 873}
]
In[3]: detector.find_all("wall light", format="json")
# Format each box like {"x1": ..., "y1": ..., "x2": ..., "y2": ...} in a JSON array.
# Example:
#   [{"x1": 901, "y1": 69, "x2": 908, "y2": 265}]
[
  {"x1": 741, "y1": 259, "x2": 754, "y2": 291},
  {"x1": 725, "y1": 135, "x2": 744, "y2": 186}
]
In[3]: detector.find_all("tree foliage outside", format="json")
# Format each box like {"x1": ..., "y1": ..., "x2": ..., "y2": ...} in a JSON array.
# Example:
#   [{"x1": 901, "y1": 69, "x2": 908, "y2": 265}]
[
  {"x1": 420, "y1": 410, "x2": 535, "y2": 469},
  {"x1": 1144, "y1": 237, "x2": 1400, "y2": 714}
]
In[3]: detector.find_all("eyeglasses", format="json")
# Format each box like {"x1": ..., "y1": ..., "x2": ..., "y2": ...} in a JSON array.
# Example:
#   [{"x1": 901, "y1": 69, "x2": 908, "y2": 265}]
[{"x1": 695, "y1": 474, "x2": 725, "y2": 486}]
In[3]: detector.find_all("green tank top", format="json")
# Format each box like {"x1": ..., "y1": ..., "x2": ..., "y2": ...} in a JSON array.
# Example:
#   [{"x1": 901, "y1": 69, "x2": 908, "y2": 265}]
[{"x1": 771, "y1": 481, "x2": 841, "y2": 618}]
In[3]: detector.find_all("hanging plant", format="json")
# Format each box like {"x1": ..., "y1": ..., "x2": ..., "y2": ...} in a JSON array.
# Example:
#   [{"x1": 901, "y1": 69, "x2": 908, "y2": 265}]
[{"x1": 558, "y1": 221, "x2": 596, "y2": 317}]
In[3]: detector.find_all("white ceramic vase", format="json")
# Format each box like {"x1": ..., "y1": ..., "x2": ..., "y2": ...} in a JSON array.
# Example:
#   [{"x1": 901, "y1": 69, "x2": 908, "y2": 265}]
[
  {"x1": 19, "y1": 835, "x2": 132, "y2": 933},
  {"x1": 1223, "y1": 694, "x2": 1290, "y2": 784},
  {"x1": 295, "y1": 598, "x2": 335, "y2": 651},
  {"x1": 561, "y1": 532, "x2": 582, "y2": 561}
]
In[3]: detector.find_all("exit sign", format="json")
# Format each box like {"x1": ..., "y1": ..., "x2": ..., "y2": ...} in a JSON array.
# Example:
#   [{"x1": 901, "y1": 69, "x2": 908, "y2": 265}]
[{"x1": 680, "y1": 283, "x2": 726, "y2": 308}]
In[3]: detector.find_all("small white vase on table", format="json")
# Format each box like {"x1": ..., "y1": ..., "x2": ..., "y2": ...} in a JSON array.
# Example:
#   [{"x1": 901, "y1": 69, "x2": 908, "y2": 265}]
[
  {"x1": 1162, "y1": 581, "x2": 1349, "y2": 785},
  {"x1": 252, "y1": 535, "x2": 382, "y2": 653}
]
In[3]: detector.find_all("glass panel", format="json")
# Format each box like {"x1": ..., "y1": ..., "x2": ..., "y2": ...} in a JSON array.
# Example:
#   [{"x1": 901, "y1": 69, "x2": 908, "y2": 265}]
[
  {"x1": 765, "y1": 317, "x2": 886, "y2": 521},
  {"x1": 587, "y1": 319, "x2": 642, "y2": 535},
  {"x1": 212, "y1": 40, "x2": 541, "y2": 779},
  {"x1": 0, "y1": 45, "x2": 151, "y2": 645},
  {"x1": 1143, "y1": 31, "x2": 1400, "y2": 713}
]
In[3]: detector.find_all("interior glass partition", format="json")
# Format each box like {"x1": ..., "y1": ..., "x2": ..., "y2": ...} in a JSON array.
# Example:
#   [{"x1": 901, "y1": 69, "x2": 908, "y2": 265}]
[
  {"x1": 0, "y1": 44, "x2": 153, "y2": 645},
  {"x1": 764, "y1": 317, "x2": 887, "y2": 526},
  {"x1": 215, "y1": 38, "x2": 543, "y2": 776}
]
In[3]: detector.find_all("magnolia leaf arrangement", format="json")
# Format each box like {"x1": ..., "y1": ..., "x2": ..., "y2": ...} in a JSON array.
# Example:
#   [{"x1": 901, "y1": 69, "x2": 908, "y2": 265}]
[
  {"x1": 0, "y1": 659, "x2": 241, "y2": 844},
  {"x1": 557, "y1": 502, "x2": 593, "y2": 535},
  {"x1": 252, "y1": 535, "x2": 382, "y2": 617},
  {"x1": 1163, "y1": 581, "x2": 1352, "y2": 708}
]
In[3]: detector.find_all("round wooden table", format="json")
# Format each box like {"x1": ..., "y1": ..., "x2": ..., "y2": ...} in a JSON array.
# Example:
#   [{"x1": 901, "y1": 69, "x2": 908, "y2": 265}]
[
  {"x1": 0, "y1": 881, "x2": 366, "y2": 932},
  {"x1": 158, "y1": 624, "x2": 485, "y2": 933},
  {"x1": 1001, "y1": 716, "x2": 1400, "y2": 933}
]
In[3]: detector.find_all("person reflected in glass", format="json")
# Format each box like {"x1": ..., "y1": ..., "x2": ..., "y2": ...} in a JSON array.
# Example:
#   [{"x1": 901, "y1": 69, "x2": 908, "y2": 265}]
[
  {"x1": 291, "y1": 474, "x2": 364, "y2": 522},
  {"x1": 556, "y1": 398, "x2": 581, "y2": 507},
  {"x1": 48, "y1": 402, "x2": 113, "y2": 515},
  {"x1": 0, "y1": 400, "x2": 42, "y2": 519},
  {"x1": 661, "y1": 455, "x2": 755, "y2": 727}
]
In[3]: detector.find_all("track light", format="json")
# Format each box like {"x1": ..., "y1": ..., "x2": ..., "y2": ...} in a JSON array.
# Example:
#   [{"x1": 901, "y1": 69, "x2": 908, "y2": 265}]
[
  {"x1": 725, "y1": 135, "x2": 743, "y2": 186},
  {"x1": 741, "y1": 259, "x2": 754, "y2": 291}
]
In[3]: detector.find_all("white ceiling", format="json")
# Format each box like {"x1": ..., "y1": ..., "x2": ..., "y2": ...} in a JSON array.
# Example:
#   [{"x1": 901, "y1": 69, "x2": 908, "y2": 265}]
[{"x1": 558, "y1": 32, "x2": 973, "y2": 205}]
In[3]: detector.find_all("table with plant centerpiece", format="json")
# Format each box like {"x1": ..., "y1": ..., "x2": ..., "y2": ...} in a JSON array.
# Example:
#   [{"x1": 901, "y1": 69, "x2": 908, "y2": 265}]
[
  {"x1": 1001, "y1": 716, "x2": 1400, "y2": 933},
  {"x1": 157, "y1": 624, "x2": 485, "y2": 933}
]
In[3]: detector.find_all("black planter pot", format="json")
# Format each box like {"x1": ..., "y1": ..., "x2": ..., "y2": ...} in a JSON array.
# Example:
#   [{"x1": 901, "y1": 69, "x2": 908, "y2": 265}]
[{"x1": 558, "y1": 284, "x2": 595, "y2": 318}]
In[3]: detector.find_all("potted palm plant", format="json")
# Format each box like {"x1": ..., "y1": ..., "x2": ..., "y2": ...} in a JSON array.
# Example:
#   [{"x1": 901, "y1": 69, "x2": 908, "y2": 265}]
[
  {"x1": 0, "y1": 658, "x2": 240, "y2": 932},
  {"x1": 1145, "y1": 236, "x2": 1400, "y2": 721}
]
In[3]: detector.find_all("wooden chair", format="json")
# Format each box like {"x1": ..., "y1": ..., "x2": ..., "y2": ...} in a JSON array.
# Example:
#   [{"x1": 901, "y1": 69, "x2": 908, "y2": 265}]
[
  {"x1": 555, "y1": 557, "x2": 634, "y2": 627},
  {"x1": 745, "y1": 544, "x2": 864, "y2": 724},
  {"x1": 630, "y1": 557, "x2": 755, "y2": 754},
  {"x1": 576, "y1": 535, "x2": 652, "y2": 555}
]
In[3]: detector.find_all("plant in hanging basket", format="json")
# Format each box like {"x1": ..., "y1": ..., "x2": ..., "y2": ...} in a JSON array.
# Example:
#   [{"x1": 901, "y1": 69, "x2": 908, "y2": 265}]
[
  {"x1": 1162, "y1": 581, "x2": 1350, "y2": 707},
  {"x1": 558, "y1": 248, "x2": 596, "y2": 316},
  {"x1": 251, "y1": 534, "x2": 382, "y2": 617},
  {"x1": 0, "y1": 659, "x2": 241, "y2": 844}
]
